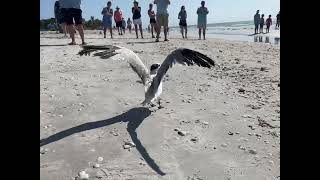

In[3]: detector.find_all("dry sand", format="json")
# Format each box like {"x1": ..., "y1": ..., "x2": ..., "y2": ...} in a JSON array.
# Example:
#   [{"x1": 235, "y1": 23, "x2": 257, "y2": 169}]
[{"x1": 40, "y1": 30, "x2": 280, "y2": 180}]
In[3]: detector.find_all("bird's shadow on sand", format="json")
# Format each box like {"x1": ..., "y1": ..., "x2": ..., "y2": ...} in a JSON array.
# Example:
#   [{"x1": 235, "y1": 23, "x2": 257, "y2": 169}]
[{"x1": 40, "y1": 107, "x2": 166, "y2": 176}]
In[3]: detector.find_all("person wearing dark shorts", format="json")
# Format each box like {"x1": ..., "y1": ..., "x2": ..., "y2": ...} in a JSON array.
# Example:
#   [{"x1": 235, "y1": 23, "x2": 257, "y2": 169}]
[
  {"x1": 254, "y1": 10, "x2": 260, "y2": 34},
  {"x1": 114, "y1": 6, "x2": 123, "y2": 35},
  {"x1": 178, "y1": 6, "x2": 187, "y2": 38},
  {"x1": 148, "y1": 3, "x2": 156, "y2": 38},
  {"x1": 59, "y1": 0, "x2": 85, "y2": 45}
]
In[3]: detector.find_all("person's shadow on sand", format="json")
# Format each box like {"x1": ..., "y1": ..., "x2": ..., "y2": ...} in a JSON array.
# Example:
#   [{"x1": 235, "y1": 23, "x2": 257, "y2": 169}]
[{"x1": 40, "y1": 107, "x2": 166, "y2": 176}]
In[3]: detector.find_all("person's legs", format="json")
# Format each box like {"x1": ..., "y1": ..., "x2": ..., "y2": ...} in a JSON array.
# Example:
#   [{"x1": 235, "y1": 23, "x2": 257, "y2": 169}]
[
  {"x1": 134, "y1": 24, "x2": 138, "y2": 38},
  {"x1": 164, "y1": 15, "x2": 168, "y2": 41},
  {"x1": 203, "y1": 28, "x2": 206, "y2": 40},
  {"x1": 73, "y1": 8, "x2": 85, "y2": 44},
  {"x1": 198, "y1": 28, "x2": 201, "y2": 40},
  {"x1": 180, "y1": 26, "x2": 184, "y2": 38},
  {"x1": 151, "y1": 23, "x2": 155, "y2": 38},
  {"x1": 155, "y1": 15, "x2": 161, "y2": 42},
  {"x1": 139, "y1": 24, "x2": 143, "y2": 38},
  {"x1": 109, "y1": 27, "x2": 113, "y2": 38},
  {"x1": 63, "y1": 23, "x2": 67, "y2": 36},
  {"x1": 103, "y1": 27, "x2": 106, "y2": 38},
  {"x1": 185, "y1": 26, "x2": 188, "y2": 38},
  {"x1": 75, "y1": 24, "x2": 85, "y2": 44}
]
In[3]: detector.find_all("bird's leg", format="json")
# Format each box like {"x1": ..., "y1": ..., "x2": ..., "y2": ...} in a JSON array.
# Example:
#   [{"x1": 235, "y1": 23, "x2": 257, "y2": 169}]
[{"x1": 158, "y1": 98, "x2": 164, "y2": 109}]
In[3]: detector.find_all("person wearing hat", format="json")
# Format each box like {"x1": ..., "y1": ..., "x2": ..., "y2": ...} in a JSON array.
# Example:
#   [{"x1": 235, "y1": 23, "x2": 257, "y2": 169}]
[
  {"x1": 132, "y1": 1, "x2": 144, "y2": 38},
  {"x1": 114, "y1": 6, "x2": 124, "y2": 35}
]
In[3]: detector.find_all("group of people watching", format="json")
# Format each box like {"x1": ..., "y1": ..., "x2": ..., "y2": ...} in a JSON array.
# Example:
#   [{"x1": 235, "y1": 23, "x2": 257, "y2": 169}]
[
  {"x1": 254, "y1": 10, "x2": 280, "y2": 34},
  {"x1": 54, "y1": 0, "x2": 210, "y2": 45}
]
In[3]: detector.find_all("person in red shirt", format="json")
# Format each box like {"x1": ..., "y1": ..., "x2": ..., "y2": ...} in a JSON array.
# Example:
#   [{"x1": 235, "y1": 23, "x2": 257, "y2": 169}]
[{"x1": 114, "y1": 6, "x2": 123, "y2": 35}]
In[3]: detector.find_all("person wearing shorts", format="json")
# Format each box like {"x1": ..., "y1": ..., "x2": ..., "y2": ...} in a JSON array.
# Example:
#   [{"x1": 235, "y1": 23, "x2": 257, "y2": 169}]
[
  {"x1": 154, "y1": 0, "x2": 170, "y2": 42},
  {"x1": 132, "y1": 1, "x2": 143, "y2": 38},
  {"x1": 197, "y1": 1, "x2": 209, "y2": 40},
  {"x1": 114, "y1": 7, "x2": 123, "y2": 35},
  {"x1": 59, "y1": 0, "x2": 85, "y2": 45},
  {"x1": 101, "y1": 1, "x2": 113, "y2": 38},
  {"x1": 178, "y1": 6, "x2": 187, "y2": 38},
  {"x1": 54, "y1": 1, "x2": 66, "y2": 36},
  {"x1": 148, "y1": 3, "x2": 156, "y2": 38}
]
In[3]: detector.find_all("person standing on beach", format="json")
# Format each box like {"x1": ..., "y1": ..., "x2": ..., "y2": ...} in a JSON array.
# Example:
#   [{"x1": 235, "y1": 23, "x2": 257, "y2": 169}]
[
  {"x1": 54, "y1": 1, "x2": 67, "y2": 36},
  {"x1": 266, "y1": 15, "x2": 272, "y2": 33},
  {"x1": 127, "y1": 18, "x2": 132, "y2": 34},
  {"x1": 154, "y1": 0, "x2": 170, "y2": 42},
  {"x1": 259, "y1": 14, "x2": 265, "y2": 33},
  {"x1": 148, "y1": 3, "x2": 157, "y2": 38},
  {"x1": 178, "y1": 5, "x2": 187, "y2": 39},
  {"x1": 122, "y1": 18, "x2": 126, "y2": 34},
  {"x1": 276, "y1": 11, "x2": 280, "y2": 29},
  {"x1": 59, "y1": 0, "x2": 86, "y2": 45},
  {"x1": 132, "y1": 1, "x2": 144, "y2": 38},
  {"x1": 114, "y1": 7, "x2": 123, "y2": 35},
  {"x1": 254, "y1": 10, "x2": 260, "y2": 34},
  {"x1": 197, "y1": 1, "x2": 209, "y2": 40},
  {"x1": 101, "y1": 1, "x2": 113, "y2": 38}
]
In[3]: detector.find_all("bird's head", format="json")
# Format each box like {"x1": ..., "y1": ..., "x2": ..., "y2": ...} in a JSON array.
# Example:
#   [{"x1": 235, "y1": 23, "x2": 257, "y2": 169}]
[{"x1": 150, "y1": 63, "x2": 160, "y2": 74}]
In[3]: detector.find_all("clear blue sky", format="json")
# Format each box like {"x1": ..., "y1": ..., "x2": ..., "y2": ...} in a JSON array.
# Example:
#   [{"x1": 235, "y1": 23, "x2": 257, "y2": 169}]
[{"x1": 41, "y1": 0, "x2": 279, "y2": 27}]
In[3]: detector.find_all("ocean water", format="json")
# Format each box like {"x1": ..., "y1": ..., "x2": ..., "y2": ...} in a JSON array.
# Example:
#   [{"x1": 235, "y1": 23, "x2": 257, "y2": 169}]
[{"x1": 170, "y1": 21, "x2": 280, "y2": 45}]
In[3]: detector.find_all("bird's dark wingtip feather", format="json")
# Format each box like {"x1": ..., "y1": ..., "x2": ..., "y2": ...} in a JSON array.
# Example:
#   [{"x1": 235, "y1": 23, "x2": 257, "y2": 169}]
[
  {"x1": 180, "y1": 48, "x2": 215, "y2": 68},
  {"x1": 78, "y1": 45, "x2": 120, "y2": 58}
]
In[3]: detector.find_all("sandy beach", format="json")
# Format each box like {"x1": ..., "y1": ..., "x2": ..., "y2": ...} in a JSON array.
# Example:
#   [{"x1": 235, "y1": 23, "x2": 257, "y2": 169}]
[{"x1": 40, "y1": 30, "x2": 280, "y2": 180}]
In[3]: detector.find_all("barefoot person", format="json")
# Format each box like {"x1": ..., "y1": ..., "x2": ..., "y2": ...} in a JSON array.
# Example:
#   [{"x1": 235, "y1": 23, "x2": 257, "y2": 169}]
[
  {"x1": 101, "y1": 1, "x2": 113, "y2": 38},
  {"x1": 197, "y1": 1, "x2": 209, "y2": 40},
  {"x1": 266, "y1": 15, "x2": 272, "y2": 33},
  {"x1": 178, "y1": 6, "x2": 187, "y2": 38},
  {"x1": 121, "y1": 17, "x2": 126, "y2": 34},
  {"x1": 254, "y1": 10, "x2": 260, "y2": 34},
  {"x1": 59, "y1": 0, "x2": 86, "y2": 45},
  {"x1": 276, "y1": 11, "x2": 280, "y2": 29},
  {"x1": 114, "y1": 6, "x2": 123, "y2": 35},
  {"x1": 132, "y1": 1, "x2": 143, "y2": 39},
  {"x1": 154, "y1": 0, "x2": 170, "y2": 42},
  {"x1": 54, "y1": 0, "x2": 66, "y2": 36},
  {"x1": 127, "y1": 18, "x2": 132, "y2": 34},
  {"x1": 259, "y1": 14, "x2": 265, "y2": 34},
  {"x1": 148, "y1": 3, "x2": 157, "y2": 38}
]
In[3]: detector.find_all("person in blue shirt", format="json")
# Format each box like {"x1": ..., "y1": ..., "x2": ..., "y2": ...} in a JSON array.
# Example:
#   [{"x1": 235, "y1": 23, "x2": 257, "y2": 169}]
[
  {"x1": 154, "y1": 0, "x2": 170, "y2": 42},
  {"x1": 197, "y1": 1, "x2": 209, "y2": 40}
]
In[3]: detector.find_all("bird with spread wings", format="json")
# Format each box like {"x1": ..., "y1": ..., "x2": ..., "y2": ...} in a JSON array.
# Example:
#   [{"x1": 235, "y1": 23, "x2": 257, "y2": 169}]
[{"x1": 78, "y1": 45, "x2": 215, "y2": 108}]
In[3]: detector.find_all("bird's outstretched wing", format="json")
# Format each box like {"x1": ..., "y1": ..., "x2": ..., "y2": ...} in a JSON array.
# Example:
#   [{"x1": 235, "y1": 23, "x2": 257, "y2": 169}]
[
  {"x1": 78, "y1": 45, "x2": 150, "y2": 85},
  {"x1": 148, "y1": 48, "x2": 215, "y2": 94}
]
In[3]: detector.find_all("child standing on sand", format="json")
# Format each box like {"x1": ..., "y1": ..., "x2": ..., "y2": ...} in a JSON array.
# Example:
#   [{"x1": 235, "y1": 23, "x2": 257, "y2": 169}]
[
  {"x1": 197, "y1": 1, "x2": 209, "y2": 40},
  {"x1": 101, "y1": 1, "x2": 113, "y2": 38},
  {"x1": 127, "y1": 18, "x2": 132, "y2": 34},
  {"x1": 259, "y1": 14, "x2": 265, "y2": 34},
  {"x1": 178, "y1": 6, "x2": 187, "y2": 39},
  {"x1": 266, "y1": 15, "x2": 272, "y2": 33},
  {"x1": 148, "y1": 3, "x2": 156, "y2": 38},
  {"x1": 122, "y1": 18, "x2": 126, "y2": 34}
]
